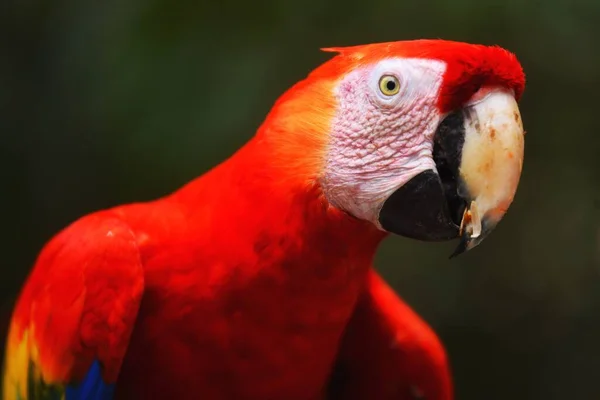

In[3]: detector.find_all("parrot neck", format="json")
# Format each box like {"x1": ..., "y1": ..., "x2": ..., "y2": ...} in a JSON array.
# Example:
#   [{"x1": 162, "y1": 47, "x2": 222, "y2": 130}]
[{"x1": 175, "y1": 134, "x2": 387, "y2": 285}]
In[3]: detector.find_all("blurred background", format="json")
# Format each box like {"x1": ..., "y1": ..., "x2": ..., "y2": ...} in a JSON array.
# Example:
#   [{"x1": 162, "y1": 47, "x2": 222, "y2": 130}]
[{"x1": 1, "y1": 0, "x2": 599, "y2": 398}]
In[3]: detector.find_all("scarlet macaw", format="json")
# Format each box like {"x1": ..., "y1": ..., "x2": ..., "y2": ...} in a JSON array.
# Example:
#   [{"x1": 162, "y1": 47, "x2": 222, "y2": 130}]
[{"x1": 3, "y1": 39, "x2": 525, "y2": 400}]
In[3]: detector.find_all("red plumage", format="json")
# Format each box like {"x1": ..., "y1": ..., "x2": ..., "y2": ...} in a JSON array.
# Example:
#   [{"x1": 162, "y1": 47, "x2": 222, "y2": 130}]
[{"x1": 322, "y1": 40, "x2": 525, "y2": 112}]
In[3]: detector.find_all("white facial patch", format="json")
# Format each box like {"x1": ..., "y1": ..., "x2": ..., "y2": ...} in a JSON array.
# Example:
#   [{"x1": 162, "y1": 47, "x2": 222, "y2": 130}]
[{"x1": 320, "y1": 58, "x2": 447, "y2": 227}]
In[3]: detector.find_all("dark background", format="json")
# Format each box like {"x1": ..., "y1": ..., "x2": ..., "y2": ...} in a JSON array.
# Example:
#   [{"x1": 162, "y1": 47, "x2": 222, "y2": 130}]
[{"x1": 2, "y1": 0, "x2": 599, "y2": 398}]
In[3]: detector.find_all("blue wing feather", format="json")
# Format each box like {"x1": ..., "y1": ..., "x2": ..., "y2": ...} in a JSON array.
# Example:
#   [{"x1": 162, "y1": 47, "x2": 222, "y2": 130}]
[{"x1": 65, "y1": 360, "x2": 115, "y2": 400}]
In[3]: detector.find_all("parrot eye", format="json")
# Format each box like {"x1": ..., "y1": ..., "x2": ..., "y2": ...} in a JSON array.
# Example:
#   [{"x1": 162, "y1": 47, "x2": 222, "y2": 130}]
[{"x1": 378, "y1": 75, "x2": 400, "y2": 96}]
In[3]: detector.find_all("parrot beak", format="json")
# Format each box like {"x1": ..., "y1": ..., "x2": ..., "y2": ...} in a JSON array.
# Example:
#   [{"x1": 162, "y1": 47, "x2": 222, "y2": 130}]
[
  {"x1": 448, "y1": 88, "x2": 525, "y2": 257},
  {"x1": 378, "y1": 88, "x2": 525, "y2": 257}
]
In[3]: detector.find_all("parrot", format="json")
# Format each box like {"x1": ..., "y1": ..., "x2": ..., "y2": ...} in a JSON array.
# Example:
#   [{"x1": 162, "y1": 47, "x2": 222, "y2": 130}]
[{"x1": 2, "y1": 39, "x2": 525, "y2": 400}]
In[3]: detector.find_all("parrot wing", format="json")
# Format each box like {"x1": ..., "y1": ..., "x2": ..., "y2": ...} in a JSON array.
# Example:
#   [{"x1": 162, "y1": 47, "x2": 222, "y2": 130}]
[
  {"x1": 327, "y1": 269, "x2": 452, "y2": 400},
  {"x1": 2, "y1": 212, "x2": 144, "y2": 400}
]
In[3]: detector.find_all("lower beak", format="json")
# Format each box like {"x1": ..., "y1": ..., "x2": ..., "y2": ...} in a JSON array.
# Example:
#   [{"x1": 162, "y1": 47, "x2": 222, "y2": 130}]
[{"x1": 378, "y1": 88, "x2": 525, "y2": 257}]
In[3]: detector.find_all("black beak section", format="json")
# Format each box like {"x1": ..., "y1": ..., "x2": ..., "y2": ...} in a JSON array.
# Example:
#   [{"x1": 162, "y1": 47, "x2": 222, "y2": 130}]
[
  {"x1": 378, "y1": 170, "x2": 459, "y2": 241},
  {"x1": 378, "y1": 110, "x2": 468, "y2": 242}
]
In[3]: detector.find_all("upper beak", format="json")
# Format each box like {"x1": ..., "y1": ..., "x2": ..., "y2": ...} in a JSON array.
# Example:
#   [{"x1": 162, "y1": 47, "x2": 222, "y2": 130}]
[
  {"x1": 449, "y1": 88, "x2": 525, "y2": 256},
  {"x1": 378, "y1": 88, "x2": 525, "y2": 257}
]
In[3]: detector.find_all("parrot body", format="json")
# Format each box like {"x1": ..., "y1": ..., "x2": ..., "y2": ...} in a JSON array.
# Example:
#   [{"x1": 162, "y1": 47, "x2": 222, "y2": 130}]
[
  {"x1": 3, "y1": 40, "x2": 526, "y2": 400},
  {"x1": 104, "y1": 157, "x2": 387, "y2": 400}
]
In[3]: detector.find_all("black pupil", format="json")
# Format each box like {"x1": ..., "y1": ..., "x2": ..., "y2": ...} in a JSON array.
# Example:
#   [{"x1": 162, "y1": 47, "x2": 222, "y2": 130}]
[{"x1": 386, "y1": 79, "x2": 396, "y2": 91}]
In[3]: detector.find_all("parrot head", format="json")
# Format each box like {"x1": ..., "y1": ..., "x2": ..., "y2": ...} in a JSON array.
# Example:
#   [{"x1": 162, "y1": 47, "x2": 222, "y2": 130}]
[{"x1": 258, "y1": 39, "x2": 525, "y2": 256}]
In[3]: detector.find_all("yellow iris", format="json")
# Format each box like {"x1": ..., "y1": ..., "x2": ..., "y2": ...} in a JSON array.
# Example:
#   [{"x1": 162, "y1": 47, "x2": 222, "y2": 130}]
[{"x1": 378, "y1": 75, "x2": 400, "y2": 96}]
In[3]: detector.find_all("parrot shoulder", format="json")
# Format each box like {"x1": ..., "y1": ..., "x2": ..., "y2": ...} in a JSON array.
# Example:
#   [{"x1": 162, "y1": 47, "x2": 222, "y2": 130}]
[{"x1": 3, "y1": 211, "x2": 145, "y2": 400}]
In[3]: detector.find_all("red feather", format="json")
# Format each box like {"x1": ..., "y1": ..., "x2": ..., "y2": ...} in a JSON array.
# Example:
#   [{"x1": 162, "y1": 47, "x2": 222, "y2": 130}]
[{"x1": 319, "y1": 40, "x2": 525, "y2": 112}]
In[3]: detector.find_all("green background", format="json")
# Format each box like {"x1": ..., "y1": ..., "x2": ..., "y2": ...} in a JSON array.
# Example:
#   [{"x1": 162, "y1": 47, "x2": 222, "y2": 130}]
[{"x1": 1, "y1": 0, "x2": 599, "y2": 398}]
